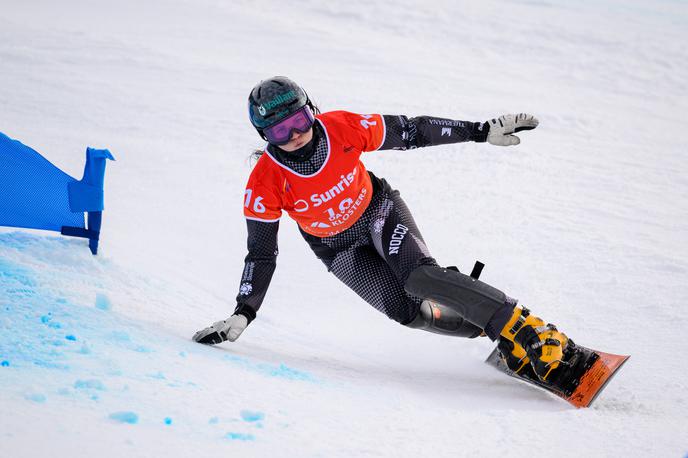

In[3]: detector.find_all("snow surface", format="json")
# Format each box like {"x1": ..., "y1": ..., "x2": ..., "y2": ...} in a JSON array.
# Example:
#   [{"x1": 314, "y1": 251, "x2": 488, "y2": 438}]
[{"x1": 1, "y1": 0, "x2": 687, "y2": 456}]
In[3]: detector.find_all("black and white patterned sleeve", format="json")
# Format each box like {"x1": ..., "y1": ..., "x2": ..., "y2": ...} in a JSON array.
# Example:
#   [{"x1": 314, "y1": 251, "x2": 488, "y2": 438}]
[
  {"x1": 379, "y1": 115, "x2": 489, "y2": 150},
  {"x1": 233, "y1": 219, "x2": 279, "y2": 323}
]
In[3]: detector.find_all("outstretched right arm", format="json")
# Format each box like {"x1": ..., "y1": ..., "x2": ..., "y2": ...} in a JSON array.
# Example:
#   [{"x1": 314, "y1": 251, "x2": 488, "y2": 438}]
[
  {"x1": 193, "y1": 171, "x2": 283, "y2": 345},
  {"x1": 192, "y1": 220, "x2": 279, "y2": 345}
]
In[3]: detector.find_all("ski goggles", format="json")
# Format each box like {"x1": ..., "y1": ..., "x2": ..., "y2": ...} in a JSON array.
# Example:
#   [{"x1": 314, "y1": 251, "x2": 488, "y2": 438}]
[{"x1": 263, "y1": 105, "x2": 315, "y2": 145}]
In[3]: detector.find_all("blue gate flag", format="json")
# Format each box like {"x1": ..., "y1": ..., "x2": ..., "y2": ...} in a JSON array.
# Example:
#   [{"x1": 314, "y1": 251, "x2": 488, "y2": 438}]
[{"x1": 0, "y1": 132, "x2": 114, "y2": 254}]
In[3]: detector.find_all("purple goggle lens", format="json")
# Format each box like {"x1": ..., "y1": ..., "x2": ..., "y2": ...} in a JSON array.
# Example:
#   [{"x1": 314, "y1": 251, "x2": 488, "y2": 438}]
[{"x1": 264, "y1": 106, "x2": 315, "y2": 145}]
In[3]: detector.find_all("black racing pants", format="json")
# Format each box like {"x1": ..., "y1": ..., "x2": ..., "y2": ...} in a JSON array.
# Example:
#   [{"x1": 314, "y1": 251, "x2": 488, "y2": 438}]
[{"x1": 299, "y1": 173, "x2": 440, "y2": 325}]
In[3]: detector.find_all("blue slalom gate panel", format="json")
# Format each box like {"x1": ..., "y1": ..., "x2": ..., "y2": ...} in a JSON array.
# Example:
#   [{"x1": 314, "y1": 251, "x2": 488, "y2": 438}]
[{"x1": 0, "y1": 132, "x2": 114, "y2": 254}]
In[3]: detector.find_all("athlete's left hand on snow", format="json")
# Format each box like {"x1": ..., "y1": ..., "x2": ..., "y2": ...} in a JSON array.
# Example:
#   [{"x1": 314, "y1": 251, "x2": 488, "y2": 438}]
[
  {"x1": 192, "y1": 314, "x2": 248, "y2": 345},
  {"x1": 486, "y1": 113, "x2": 539, "y2": 146}
]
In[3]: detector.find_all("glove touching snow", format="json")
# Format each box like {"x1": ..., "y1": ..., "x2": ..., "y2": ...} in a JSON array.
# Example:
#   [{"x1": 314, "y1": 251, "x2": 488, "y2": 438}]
[
  {"x1": 193, "y1": 314, "x2": 248, "y2": 345},
  {"x1": 486, "y1": 113, "x2": 539, "y2": 146}
]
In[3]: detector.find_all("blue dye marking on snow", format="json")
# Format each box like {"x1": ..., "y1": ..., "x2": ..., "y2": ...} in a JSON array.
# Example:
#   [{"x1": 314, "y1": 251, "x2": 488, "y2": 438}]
[
  {"x1": 223, "y1": 354, "x2": 247, "y2": 365},
  {"x1": 222, "y1": 355, "x2": 317, "y2": 383},
  {"x1": 25, "y1": 393, "x2": 46, "y2": 403},
  {"x1": 209, "y1": 417, "x2": 219, "y2": 424},
  {"x1": 1, "y1": 361, "x2": 10, "y2": 367},
  {"x1": 74, "y1": 379, "x2": 105, "y2": 391},
  {"x1": 33, "y1": 360, "x2": 69, "y2": 370},
  {"x1": 0, "y1": 259, "x2": 37, "y2": 289},
  {"x1": 263, "y1": 363, "x2": 315, "y2": 382},
  {"x1": 78, "y1": 344, "x2": 91, "y2": 354},
  {"x1": 103, "y1": 330, "x2": 154, "y2": 354},
  {"x1": 179, "y1": 351, "x2": 187, "y2": 357},
  {"x1": 95, "y1": 293, "x2": 112, "y2": 311},
  {"x1": 164, "y1": 417, "x2": 172, "y2": 425},
  {"x1": 240, "y1": 410, "x2": 265, "y2": 422},
  {"x1": 109, "y1": 412, "x2": 138, "y2": 424},
  {"x1": 224, "y1": 432, "x2": 255, "y2": 441},
  {"x1": 0, "y1": 257, "x2": 109, "y2": 372},
  {"x1": 108, "y1": 331, "x2": 131, "y2": 342}
]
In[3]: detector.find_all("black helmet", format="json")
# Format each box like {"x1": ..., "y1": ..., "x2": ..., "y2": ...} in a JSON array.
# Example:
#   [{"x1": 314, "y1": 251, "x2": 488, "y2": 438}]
[{"x1": 248, "y1": 76, "x2": 312, "y2": 139}]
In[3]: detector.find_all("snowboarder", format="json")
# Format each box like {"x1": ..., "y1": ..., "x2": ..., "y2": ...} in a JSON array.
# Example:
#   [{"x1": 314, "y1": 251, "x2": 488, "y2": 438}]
[{"x1": 193, "y1": 76, "x2": 569, "y2": 383}]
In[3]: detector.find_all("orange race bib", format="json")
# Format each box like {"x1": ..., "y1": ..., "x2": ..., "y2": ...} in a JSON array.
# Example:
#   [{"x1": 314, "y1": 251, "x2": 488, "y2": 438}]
[{"x1": 243, "y1": 111, "x2": 386, "y2": 237}]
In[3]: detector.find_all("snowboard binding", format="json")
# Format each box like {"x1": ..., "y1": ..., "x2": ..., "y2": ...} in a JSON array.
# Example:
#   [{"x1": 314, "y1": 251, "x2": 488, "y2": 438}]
[{"x1": 498, "y1": 306, "x2": 571, "y2": 383}]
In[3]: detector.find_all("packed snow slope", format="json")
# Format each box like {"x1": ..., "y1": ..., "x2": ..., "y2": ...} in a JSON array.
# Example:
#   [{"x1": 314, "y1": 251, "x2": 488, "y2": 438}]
[{"x1": 1, "y1": 0, "x2": 687, "y2": 456}]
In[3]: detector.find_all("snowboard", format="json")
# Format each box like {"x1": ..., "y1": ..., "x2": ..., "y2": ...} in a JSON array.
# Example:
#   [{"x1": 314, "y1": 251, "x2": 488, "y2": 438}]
[{"x1": 485, "y1": 342, "x2": 629, "y2": 408}]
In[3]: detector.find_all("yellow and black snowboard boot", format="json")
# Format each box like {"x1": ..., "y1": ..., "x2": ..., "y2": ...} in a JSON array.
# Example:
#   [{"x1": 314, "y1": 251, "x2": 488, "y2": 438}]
[{"x1": 498, "y1": 306, "x2": 569, "y2": 382}]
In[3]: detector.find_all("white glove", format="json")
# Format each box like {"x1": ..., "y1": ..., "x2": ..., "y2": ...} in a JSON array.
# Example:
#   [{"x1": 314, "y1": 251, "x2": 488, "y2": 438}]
[
  {"x1": 192, "y1": 314, "x2": 248, "y2": 345},
  {"x1": 486, "y1": 113, "x2": 539, "y2": 146}
]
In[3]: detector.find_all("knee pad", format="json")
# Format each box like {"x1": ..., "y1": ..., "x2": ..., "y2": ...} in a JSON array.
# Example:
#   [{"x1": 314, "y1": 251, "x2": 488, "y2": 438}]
[
  {"x1": 405, "y1": 300, "x2": 483, "y2": 338},
  {"x1": 404, "y1": 264, "x2": 507, "y2": 329}
]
